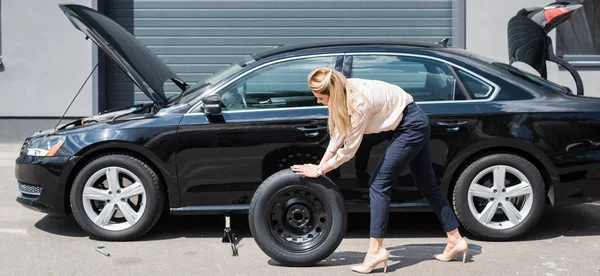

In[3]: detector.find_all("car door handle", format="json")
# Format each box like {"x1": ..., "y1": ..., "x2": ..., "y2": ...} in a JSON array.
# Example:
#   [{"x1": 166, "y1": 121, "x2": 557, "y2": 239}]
[
  {"x1": 296, "y1": 126, "x2": 327, "y2": 137},
  {"x1": 437, "y1": 121, "x2": 469, "y2": 127},
  {"x1": 296, "y1": 126, "x2": 327, "y2": 132},
  {"x1": 437, "y1": 121, "x2": 469, "y2": 132}
]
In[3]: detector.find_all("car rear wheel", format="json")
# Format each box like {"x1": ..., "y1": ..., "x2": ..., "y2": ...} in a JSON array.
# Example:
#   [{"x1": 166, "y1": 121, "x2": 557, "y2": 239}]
[
  {"x1": 70, "y1": 154, "x2": 164, "y2": 241},
  {"x1": 453, "y1": 153, "x2": 545, "y2": 240},
  {"x1": 249, "y1": 169, "x2": 347, "y2": 266}
]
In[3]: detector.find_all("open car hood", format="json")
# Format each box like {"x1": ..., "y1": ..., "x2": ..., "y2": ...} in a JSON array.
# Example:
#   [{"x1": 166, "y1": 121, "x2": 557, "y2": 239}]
[
  {"x1": 507, "y1": 2, "x2": 584, "y2": 95},
  {"x1": 58, "y1": 4, "x2": 188, "y2": 106}
]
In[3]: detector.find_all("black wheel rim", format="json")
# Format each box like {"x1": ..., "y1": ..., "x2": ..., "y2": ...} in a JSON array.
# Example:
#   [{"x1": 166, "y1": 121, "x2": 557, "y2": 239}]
[{"x1": 266, "y1": 185, "x2": 332, "y2": 252}]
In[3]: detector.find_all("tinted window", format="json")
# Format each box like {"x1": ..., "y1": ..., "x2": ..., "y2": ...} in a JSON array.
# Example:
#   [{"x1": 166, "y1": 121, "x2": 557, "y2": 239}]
[
  {"x1": 455, "y1": 68, "x2": 494, "y2": 99},
  {"x1": 218, "y1": 56, "x2": 336, "y2": 111},
  {"x1": 350, "y1": 55, "x2": 460, "y2": 102}
]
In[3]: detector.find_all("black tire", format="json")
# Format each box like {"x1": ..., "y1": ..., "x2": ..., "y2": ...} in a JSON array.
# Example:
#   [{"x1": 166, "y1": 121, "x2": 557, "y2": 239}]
[
  {"x1": 70, "y1": 154, "x2": 165, "y2": 241},
  {"x1": 453, "y1": 153, "x2": 545, "y2": 241},
  {"x1": 249, "y1": 169, "x2": 347, "y2": 266}
]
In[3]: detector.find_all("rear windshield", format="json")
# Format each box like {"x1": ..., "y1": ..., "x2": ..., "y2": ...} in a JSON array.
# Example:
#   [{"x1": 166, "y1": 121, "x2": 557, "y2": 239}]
[
  {"x1": 490, "y1": 62, "x2": 570, "y2": 94},
  {"x1": 464, "y1": 52, "x2": 571, "y2": 94}
]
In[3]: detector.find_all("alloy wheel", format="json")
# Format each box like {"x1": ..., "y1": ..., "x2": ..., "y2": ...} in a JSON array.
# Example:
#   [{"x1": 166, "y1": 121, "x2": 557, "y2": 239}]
[
  {"x1": 81, "y1": 166, "x2": 147, "y2": 231},
  {"x1": 467, "y1": 165, "x2": 534, "y2": 230}
]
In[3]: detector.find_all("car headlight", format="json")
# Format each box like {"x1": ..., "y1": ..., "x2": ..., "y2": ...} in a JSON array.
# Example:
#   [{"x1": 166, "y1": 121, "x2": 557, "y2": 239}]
[{"x1": 26, "y1": 136, "x2": 66, "y2": 157}]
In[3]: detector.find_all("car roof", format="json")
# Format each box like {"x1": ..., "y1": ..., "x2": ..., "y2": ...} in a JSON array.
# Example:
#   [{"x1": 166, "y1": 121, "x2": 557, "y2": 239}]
[{"x1": 252, "y1": 40, "x2": 447, "y2": 60}]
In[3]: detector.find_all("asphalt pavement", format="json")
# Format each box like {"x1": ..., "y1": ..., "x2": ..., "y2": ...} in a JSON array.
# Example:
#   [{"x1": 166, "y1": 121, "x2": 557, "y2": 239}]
[{"x1": 1, "y1": 142, "x2": 599, "y2": 276}]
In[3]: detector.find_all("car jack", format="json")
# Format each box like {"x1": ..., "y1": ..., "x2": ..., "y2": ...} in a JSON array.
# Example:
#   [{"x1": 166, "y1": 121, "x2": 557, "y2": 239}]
[{"x1": 222, "y1": 215, "x2": 239, "y2": 256}]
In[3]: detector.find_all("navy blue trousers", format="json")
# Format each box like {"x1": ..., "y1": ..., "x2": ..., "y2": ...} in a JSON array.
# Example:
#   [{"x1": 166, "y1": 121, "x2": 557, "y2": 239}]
[{"x1": 369, "y1": 102, "x2": 460, "y2": 238}]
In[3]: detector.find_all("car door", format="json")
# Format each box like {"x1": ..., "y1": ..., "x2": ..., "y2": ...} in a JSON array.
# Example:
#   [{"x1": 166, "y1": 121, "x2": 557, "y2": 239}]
[
  {"x1": 180, "y1": 54, "x2": 342, "y2": 207},
  {"x1": 343, "y1": 53, "x2": 484, "y2": 209}
]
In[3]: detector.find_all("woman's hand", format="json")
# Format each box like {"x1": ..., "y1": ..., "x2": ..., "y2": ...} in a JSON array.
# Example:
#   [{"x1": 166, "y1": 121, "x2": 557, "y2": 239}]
[{"x1": 291, "y1": 164, "x2": 320, "y2": 178}]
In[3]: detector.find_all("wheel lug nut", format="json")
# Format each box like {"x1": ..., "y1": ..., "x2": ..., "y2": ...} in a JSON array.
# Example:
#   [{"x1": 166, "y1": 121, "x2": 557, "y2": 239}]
[
  {"x1": 493, "y1": 189, "x2": 497, "y2": 193},
  {"x1": 121, "y1": 198, "x2": 126, "y2": 202},
  {"x1": 505, "y1": 197, "x2": 509, "y2": 201},
  {"x1": 490, "y1": 198, "x2": 495, "y2": 201},
  {"x1": 502, "y1": 189, "x2": 506, "y2": 193},
  {"x1": 114, "y1": 204, "x2": 118, "y2": 208}
]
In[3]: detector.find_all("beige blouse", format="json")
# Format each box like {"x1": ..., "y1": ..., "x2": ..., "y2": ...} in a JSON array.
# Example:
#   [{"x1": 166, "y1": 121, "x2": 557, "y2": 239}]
[{"x1": 325, "y1": 78, "x2": 414, "y2": 169}]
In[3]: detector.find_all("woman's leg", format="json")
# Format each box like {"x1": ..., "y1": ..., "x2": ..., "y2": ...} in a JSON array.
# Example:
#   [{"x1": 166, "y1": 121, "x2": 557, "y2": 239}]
[
  {"x1": 408, "y1": 139, "x2": 464, "y2": 250},
  {"x1": 364, "y1": 119, "x2": 429, "y2": 264}
]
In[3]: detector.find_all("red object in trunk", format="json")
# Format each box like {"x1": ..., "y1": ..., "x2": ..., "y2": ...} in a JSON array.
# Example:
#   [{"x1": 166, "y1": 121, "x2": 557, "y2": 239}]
[{"x1": 544, "y1": 7, "x2": 570, "y2": 24}]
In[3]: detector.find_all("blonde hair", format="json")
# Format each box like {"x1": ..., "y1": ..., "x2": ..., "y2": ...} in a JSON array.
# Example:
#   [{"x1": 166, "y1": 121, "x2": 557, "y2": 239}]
[{"x1": 307, "y1": 68, "x2": 366, "y2": 138}]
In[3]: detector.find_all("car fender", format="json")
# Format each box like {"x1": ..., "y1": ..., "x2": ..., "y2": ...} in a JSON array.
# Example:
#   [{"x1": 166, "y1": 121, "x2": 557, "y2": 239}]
[
  {"x1": 68, "y1": 140, "x2": 180, "y2": 208},
  {"x1": 441, "y1": 137, "x2": 560, "y2": 204}
]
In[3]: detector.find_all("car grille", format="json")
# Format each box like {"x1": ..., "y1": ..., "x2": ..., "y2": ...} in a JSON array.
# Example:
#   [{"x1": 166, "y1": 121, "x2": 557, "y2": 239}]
[{"x1": 18, "y1": 181, "x2": 42, "y2": 196}]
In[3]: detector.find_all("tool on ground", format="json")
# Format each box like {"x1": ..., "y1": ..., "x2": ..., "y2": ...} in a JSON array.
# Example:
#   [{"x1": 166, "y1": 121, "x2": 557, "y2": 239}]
[
  {"x1": 95, "y1": 244, "x2": 111, "y2": 257},
  {"x1": 222, "y1": 215, "x2": 239, "y2": 256}
]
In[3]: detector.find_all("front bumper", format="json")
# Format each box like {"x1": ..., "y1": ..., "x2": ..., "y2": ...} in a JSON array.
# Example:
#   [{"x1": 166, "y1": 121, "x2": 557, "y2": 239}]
[{"x1": 14, "y1": 154, "x2": 78, "y2": 217}]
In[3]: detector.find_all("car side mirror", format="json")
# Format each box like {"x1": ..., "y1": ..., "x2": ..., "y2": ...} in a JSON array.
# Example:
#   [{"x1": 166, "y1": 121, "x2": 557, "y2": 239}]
[{"x1": 201, "y1": 94, "x2": 222, "y2": 115}]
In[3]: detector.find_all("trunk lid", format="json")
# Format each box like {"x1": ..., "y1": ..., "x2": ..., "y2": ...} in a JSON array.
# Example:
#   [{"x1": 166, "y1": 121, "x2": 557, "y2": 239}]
[{"x1": 507, "y1": 2, "x2": 584, "y2": 95}]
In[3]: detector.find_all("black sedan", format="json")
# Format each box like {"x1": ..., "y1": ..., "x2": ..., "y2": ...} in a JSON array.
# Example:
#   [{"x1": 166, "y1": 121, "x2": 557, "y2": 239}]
[{"x1": 15, "y1": 3, "x2": 600, "y2": 259}]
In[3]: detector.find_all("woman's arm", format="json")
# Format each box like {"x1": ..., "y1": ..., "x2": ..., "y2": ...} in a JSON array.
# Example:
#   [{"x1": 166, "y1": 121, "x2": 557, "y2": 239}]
[
  {"x1": 319, "y1": 131, "x2": 343, "y2": 168},
  {"x1": 319, "y1": 150, "x2": 335, "y2": 167},
  {"x1": 292, "y1": 103, "x2": 371, "y2": 178},
  {"x1": 291, "y1": 137, "x2": 339, "y2": 177}
]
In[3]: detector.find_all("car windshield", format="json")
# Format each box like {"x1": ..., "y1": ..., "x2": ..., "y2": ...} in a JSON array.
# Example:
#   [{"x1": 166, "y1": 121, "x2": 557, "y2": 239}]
[
  {"x1": 467, "y1": 53, "x2": 571, "y2": 94},
  {"x1": 172, "y1": 55, "x2": 256, "y2": 104}
]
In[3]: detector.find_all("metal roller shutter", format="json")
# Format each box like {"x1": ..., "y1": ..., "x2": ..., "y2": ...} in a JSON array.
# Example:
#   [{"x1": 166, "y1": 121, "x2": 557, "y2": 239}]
[{"x1": 103, "y1": 0, "x2": 458, "y2": 110}]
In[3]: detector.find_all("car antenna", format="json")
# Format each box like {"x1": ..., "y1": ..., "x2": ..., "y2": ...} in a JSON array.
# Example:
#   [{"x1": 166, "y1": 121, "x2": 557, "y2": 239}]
[
  {"x1": 54, "y1": 53, "x2": 105, "y2": 130},
  {"x1": 435, "y1": 38, "x2": 450, "y2": 47}
]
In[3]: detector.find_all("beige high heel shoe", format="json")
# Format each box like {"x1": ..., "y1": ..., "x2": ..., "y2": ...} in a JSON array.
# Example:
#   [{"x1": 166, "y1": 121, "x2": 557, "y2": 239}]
[
  {"x1": 351, "y1": 248, "x2": 389, "y2": 274},
  {"x1": 434, "y1": 238, "x2": 469, "y2": 262}
]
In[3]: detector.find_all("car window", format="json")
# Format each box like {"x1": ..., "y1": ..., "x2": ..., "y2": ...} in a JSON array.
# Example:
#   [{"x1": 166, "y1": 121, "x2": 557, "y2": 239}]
[
  {"x1": 454, "y1": 68, "x2": 494, "y2": 99},
  {"x1": 218, "y1": 56, "x2": 336, "y2": 111},
  {"x1": 350, "y1": 55, "x2": 461, "y2": 102}
]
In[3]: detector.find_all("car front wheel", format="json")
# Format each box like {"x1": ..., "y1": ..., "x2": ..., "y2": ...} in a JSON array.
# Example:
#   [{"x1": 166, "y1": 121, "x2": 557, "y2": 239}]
[
  {"x1": 70, "y1": 154, "x2": 164, "y2": 241},
  {"x1": 453, "y1": 153, "x2": 545, "y2": 240}
]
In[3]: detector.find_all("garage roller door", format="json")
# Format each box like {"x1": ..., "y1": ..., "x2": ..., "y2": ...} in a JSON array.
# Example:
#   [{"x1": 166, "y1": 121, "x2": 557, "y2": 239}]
[{"x1": 103, "y1": 0, "x2": 459, "y2": 110}]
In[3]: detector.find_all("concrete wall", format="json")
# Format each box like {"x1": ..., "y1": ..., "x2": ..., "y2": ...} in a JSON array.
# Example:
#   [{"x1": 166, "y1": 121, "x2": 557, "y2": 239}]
[
  {"x1": 465, "y1": 0, "x2": 600, "y2": 98},
  {"x1": 0, "y1": 0, "x2": 94, "y2": 117}
]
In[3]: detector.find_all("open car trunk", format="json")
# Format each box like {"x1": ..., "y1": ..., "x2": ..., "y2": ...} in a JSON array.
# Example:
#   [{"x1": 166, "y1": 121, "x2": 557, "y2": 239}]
[{"x1": 507, "y1": 1, "x2": 584, "y2": 95}]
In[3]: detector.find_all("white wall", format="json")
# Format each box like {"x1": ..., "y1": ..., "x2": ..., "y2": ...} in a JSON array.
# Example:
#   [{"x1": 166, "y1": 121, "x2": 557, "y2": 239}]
[
  {"x1": 465, "y1": 0, "x2": 600, "y2": 98},
  {"x1": 0, "y1": 0, "x2": 94, "y2": 117}
]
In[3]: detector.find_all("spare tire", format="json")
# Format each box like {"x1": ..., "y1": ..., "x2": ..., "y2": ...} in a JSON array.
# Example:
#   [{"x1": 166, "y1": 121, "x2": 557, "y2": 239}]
[{"x1": 249, "y1": 169, "x2": 347, "y2": 266}]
